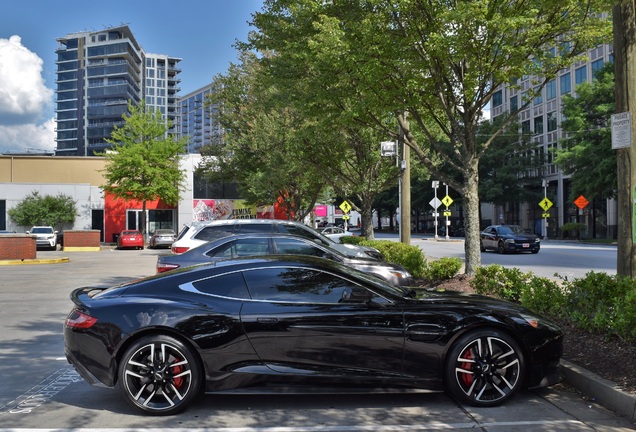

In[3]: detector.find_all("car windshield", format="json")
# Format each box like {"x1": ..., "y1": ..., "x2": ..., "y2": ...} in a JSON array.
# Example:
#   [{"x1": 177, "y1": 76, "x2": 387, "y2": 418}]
[
  {"x1": 32, "y1": 227, "x2": 53, "y2": 233},
  {"x1": 155, "y1": 230, "x2": 173, "y2": 235},
  {"x1": 499, "y1": 225, "x2": 524, "y2": 235}
]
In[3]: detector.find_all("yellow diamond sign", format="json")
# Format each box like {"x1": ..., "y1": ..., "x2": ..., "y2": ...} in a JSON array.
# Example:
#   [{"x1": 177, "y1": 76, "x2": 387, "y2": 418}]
[
  {"x1": 339, "y1": 200, "x2": 352, "y2": 213},
  {"x1": 441, "y1": 195, "x2": 453, "y2": 207},
  {"x1": 539, "y1": 198, "x2": 553, "y2": 211}
]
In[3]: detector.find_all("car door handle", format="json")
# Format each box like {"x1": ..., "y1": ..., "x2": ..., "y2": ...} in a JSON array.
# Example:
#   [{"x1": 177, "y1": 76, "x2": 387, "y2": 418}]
[{"x1": 257, "y1": 318, "x2": 279, "y2": 323}]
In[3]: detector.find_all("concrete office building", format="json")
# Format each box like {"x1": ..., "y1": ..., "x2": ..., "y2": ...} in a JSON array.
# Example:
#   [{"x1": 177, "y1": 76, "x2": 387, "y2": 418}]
[
  {"x1": 54, "y1": 25, "x2": 180, "y2": 156},
  {"x1": 490, "y1": 43, "x2": 615, "y2": 238},
  {"x1": 178, "y1": 84, "x2": 223, "y2": 153}
]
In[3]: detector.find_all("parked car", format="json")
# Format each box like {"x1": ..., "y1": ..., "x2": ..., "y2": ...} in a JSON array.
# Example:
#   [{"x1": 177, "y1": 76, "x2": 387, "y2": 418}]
[
  {"x1": 64, "y1": 254, "x2": 563, "y2": 415},
  {"x1": 171, "y1": 219, "x2": 382, "y2": 260},
  {"x1": 116, "y1": 230, "x2": 144, "y2": 250},
  {"x1": 26, "y1": 226, "x2": 58, "y2": 250},
  {"x1": 480, "y1": 225, "x2": 540, "y2": 254},
  {"x1": 320, "y1": 226, "x2": 354, "y2": 242},
  {"x1": 157, "y1": 233, "x2": 413, "y2": 286},
  {"x1": 148, "y1": 229, "x2": 175, "y2": 249}
]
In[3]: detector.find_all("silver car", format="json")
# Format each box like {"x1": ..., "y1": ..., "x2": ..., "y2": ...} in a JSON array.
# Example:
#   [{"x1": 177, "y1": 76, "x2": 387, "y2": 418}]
[
  {"x1": 148, "y1": 229, "x2": 176, "y2": 249},
  {"x1": 158, "y1": 233, "x2": 413, "y2": 286},
  {"x1": 171, "y1": 219, "x2": 382, "y2": 260}
]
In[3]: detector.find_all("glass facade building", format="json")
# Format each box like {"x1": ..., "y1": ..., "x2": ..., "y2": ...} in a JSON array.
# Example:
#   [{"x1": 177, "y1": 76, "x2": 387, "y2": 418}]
[
  {"x1": 55, "y1": 26, "x2": 181, "y2": 156},
  {"x1": 178, "y1": 84, "x2": 223, "y2": 153}
]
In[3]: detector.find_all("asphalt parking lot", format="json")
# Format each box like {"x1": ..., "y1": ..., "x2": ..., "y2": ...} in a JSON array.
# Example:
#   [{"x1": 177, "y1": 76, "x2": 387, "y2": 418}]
[{"x1": 0, "y1": 246, "x2": 635, "y2": 430}]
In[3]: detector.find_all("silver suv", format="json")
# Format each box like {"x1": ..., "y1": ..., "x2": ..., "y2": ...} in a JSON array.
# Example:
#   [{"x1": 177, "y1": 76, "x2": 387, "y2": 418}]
[
  {"x1": 171, "y1": 219, "x2": 382, "y2": 260},
  {"x1": 27, "y1": 226, "x2": 59, "y2": 250}
]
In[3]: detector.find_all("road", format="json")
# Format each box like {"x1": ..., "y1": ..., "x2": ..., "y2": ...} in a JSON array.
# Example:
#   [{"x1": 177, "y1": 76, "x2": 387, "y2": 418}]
[
  {"x1": 375, "y1": 232, "x2": 617, "y2": 280},
  {"x1": 0, "y1": 246, "x2": 633, "y2": 431}
]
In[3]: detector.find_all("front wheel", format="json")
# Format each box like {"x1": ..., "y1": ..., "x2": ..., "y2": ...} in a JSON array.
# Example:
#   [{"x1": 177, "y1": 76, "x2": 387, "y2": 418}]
[
  {"x1": 497, "y1": 241, "x2": 507, "y2": 254},
  {"x1": 118, "y1": 335, "x2": 202, "y2": 415},
  {"x1": 444, "y1": 329, "x2": 525, "y2": 407}
]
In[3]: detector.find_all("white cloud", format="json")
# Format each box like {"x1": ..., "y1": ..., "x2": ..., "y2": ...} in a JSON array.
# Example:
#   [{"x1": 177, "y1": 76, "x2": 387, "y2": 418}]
[{"x1": 0, "y1": 35, "x2": 55, "y2": 153}]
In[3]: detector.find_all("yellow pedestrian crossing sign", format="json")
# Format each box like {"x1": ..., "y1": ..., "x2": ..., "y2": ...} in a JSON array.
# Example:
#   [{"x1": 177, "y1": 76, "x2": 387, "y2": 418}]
[
  {"x1": 339, "y1": 200, "x2": 352, "y2": 213},
  {"x1": 441, "y1": 195, "x2": 453, "y2": 207},
  {"x1": 539, "y1": 198, "x2": 553, "y2": 211},
  {"x1": 443, "y1": 210, "x2": 451, "y2": 217}
]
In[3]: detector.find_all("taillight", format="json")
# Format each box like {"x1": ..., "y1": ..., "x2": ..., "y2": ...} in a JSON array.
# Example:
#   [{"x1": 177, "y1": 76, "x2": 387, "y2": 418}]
[
  {"x1": 171, "y1": 246, "x2": 189, "y2": 254},
  {"x1": 156, "y1": 263, "x2": 180, "y2": 273},
  {"x1": 65, "y1": 310, "x2": 97, "y2": 329}
]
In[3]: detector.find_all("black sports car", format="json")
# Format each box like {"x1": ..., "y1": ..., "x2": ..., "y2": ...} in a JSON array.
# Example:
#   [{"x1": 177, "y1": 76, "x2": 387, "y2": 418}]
[
  {"x1": 64, "y1": 255, "x2": 563, "y2": 415},
  {"x1": 156, "y1": 233, "x2": 414, "y2": 286},
  {"x1": 480, "y1": 225, "x2": 541, "y2": 254}
]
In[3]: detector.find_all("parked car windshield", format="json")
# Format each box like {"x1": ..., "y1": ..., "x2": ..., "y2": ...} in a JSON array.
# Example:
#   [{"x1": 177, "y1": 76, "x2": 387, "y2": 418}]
[{"x1": 32, "y1": 227, "x2": 54, "y2": 234}]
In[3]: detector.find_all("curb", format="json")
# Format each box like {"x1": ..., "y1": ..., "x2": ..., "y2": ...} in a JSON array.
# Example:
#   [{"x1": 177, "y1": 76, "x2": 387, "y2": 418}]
[
  {"x1": 561, "y1": 359, "x2": 636, "y2": 420},
  {"x1": 0, "y1": 257, "x2": 70, "y2": 265}
]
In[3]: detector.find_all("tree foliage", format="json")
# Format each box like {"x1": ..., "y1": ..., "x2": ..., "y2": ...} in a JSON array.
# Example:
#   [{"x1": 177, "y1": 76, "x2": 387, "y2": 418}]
[
  {"x1": 248, "y1": 0, "x2": 612, "y2": 274},
  {"x1": 8, "y1": 191, "x2": 77, "y2": 229},
  {"x1": 554, "y1": 62, "x2": 616, "y2": 200},
  {"x1": 100, "y1": 101, "x2": 187, "y2": 234}
]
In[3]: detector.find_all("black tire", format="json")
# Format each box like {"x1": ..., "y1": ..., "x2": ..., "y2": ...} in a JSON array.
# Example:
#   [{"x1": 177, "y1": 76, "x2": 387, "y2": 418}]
[
  {"x1": 531, "y1": 249, "x2": 539, "y2": 254},
  {"x1": 118, "y1": 335, "x2": 203, "y2": 415},
  {"x1": 444, "y1": 329, "x2": 525, "y2": 407},
  {"x1": 497, "y1": 241, "x2": 506, "y2": 254}
]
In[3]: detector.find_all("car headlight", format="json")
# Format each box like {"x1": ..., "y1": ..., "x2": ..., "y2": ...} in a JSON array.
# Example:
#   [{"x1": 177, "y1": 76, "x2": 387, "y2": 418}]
[
  {"x1": 535, "y1": 238, "x2": 541, "y2": 243},
  {"x1": 505, "y1": 238, "x2": 515, "y2": 244}
]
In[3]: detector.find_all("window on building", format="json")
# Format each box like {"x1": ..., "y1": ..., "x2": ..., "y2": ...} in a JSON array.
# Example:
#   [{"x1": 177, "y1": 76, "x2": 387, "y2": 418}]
[
  {"x1": 492, "y1": 90, "x2": 502, "y2": 107},
  {"x1": 522, "y1": 120, "x2": 531, "y2": 133},
  {"x1": 509, "y1": 95, "x2": 518, "y2": 113},
  {"x1": 533, "y1": 87, "x2": 543, "y2": 105},
  {"x1": 575, "y1": 66, "x2": 587, "y2": 85},
  {"x1": 534, "y1": 115, "x2": 544, "y2": 134},
  {"x1": 591, "y1": 59, "x2": 604, "y2": 78},
  {"x1": 547, "y1": 111, "x2": 557, "y2": 132},
  {"x1": 560, "y1": 73, "x2": 571, "y2": 94},
  {"x1": 546, "y1": 79, "x2": 556, "y2": 100}
]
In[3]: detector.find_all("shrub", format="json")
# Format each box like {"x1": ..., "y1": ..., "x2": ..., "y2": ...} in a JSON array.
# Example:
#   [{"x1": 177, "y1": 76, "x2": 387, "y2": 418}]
[
  {"x1": 339, "y1": 236, "x2": 365, "y2": 245},
  {"x1": 358, "y1": 239, "x2": 427, "y2": 279},
  {"x1": 423, "y1": 257, "x2": 463, "y2": 282},
  {"x1": 560, "y1": 222, "x2": 587, "y2": 239},
  {"x1": 519, "y1": 276, "x2": 565, "y2": 317},
  {"x1": 470, "y1": 264, "x2": 531, "y2": 302}
]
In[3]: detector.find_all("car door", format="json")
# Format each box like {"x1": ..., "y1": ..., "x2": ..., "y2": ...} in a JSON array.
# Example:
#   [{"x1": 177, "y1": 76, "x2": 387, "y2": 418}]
[
  {"x1": 239, "y1": 266, "x2": 405, "y2": 378},
  {"x1": 482, "y1": 226, "x2": 496, "y2": 249}
]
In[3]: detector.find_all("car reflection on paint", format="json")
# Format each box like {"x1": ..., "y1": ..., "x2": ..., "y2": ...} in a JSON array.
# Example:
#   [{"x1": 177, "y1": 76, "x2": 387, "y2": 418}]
[
  {"x1": 64, "y1": 255, "x2": 563, "y2": 415},
  {"x1": 480, "y1": 225, "x2": 540, "y2": 254}
]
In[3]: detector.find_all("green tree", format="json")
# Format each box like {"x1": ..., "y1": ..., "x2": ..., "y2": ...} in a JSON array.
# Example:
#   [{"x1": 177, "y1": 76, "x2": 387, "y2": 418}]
[
  {"x1": 554, "y1": 62, "x2": 616, "y2": 200},
  {"x1": 101, "y1": 100, "x2": 187, "y2": 237},
  {"x1": 8, "y1": 191, "x2": 77, "y2": 229},
  {"x1": 248, "y1": 0, "x2": 611, "y2": 274}
]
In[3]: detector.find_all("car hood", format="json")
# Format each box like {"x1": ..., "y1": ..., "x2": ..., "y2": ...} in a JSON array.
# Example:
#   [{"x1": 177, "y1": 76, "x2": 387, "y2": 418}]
[
  {"x1": 500, "y1": 233, "x2": 538, "y2": 241},
  {"x1": 329, "y1": 243, "x2": 382, "y2": 260}
]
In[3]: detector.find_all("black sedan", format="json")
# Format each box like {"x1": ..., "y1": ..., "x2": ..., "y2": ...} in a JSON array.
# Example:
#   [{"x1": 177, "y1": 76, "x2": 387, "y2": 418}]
[
  {"x1": 156, "y1": 233, "x2": 414, "y2": 286},
  {"x1": 64, "y1": 255, "x2": 563, "y2": 415},
  {"x1": 480, "y1": 225, "x2": 541, "y2": 254}
]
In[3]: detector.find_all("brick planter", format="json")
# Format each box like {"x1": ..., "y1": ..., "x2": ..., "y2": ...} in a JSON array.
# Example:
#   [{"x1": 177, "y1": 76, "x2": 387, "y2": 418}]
[
  {"x1": 0, "y1": 234, "x2": 37, "y2": 260},
  {"x1": 61, "y1": 230, "x2": 101, "y2": 251}
]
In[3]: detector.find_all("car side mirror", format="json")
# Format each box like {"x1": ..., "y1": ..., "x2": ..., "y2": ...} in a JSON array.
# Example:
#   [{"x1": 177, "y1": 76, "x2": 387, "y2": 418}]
[{"x1": 26, "y1": 231, "x2": 30, "y2": 234}]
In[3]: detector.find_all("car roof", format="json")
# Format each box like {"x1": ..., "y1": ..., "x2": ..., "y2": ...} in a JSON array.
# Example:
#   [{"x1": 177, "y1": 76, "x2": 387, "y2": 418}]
[{"x1": 188, "y1": 232, "x2": 342, "y2": 256}]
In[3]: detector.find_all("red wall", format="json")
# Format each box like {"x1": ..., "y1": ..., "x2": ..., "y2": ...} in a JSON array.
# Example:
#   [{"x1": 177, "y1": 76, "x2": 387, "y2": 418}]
[{"x1": 104, "y1": 193, "x2": 175, "y2": 242}]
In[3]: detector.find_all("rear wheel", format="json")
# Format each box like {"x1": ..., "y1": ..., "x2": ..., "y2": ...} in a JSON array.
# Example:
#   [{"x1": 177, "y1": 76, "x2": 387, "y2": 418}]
[
  {"x1": 118, "y1": 335, "x2": 202, "y2": 415},
  {"x1": 445, "y1": 329, "x2": 525, "y2": 407}
]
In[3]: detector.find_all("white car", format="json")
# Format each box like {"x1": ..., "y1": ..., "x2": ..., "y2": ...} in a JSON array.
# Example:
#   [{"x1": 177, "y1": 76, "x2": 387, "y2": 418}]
[
  {"x1": 320, "y1": 226, "x2": 354, "y2": 242},
  {"x1": 171, "y1": 219, "x2": 382, "y2": 260},
  {"x1": 27, "y1": 226, "x2": 59, "y2": 250}
]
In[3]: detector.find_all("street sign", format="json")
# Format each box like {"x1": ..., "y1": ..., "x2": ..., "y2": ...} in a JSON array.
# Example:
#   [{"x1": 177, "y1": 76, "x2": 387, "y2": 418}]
[
  {"x1": 339, "y1": 200, "x2": 352, "y2": 213},
  {"x1": 380, "y1": 141, "x2": 396, "y2": 156},
  {"x1": 574, "y1": 195, "x2": 589, "y2": 209},
  {"x1": 443, "y1": 210, "x2": 451, "y2": 217},
  {"x1": 542, "y1": 212, "x2": 550, "y2": 218},
  {"x1": 429, "y1": 197, "x2": 441, "y2": 209},
  {"x1": 539, "y1": 198, "x2": 553, "y2": 211},
  {"x1": 342, "y1": 215, "x2": 350, "y2": 220},
  {"x1": 441, "y1": 195, "x2": 453, "y2": 207}
]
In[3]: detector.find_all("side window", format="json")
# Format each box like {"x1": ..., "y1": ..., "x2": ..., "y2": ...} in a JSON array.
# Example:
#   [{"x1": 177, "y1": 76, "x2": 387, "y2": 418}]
[
  {"x1": 191, "y1": 272, "x2": 250, "y2": 299},
  {"x1": 236, "y1": 223, "x2": 274, "y2": 233},
  {"x1": 242, "y1": 267, "x2": 369, "y2": 304},
  {"x1": 206, "y1": 238, "x2": 271, "y2": 258},
  {"x1": 273, "y1": 238, "x2": 322, "y2": 256},
  {"x1": 194, "y1": 225, "x2": 234, "y2": 242}
]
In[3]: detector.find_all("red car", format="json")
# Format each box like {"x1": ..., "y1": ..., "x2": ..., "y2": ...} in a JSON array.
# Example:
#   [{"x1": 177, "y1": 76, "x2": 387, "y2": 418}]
[{"x1": 117, "y1": 230, "x2": 144, "y2": 250}]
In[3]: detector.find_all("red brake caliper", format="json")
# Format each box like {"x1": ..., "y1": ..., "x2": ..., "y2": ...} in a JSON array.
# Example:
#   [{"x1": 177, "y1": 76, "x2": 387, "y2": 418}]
[
  {"x1": 172, "y1": 358, "x2": 183, "y2": 389},
  {"x1": 460, "y1": 348, "x2": 474, "y2": 386}
]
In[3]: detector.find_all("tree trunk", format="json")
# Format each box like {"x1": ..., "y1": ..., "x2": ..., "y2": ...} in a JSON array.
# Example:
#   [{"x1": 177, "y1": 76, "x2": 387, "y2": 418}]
[
  {"x1": 361, "y1": 201, "x2": 375, "y2": 240},
  {"x1": 463, "y1": 158, "x2": 482, "y2": 275}
]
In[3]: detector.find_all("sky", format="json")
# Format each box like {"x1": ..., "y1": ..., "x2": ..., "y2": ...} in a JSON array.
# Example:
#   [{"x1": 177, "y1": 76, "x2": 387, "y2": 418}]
[{"x1": 0, "y1": 0, "x2": 264, "y2": 154}]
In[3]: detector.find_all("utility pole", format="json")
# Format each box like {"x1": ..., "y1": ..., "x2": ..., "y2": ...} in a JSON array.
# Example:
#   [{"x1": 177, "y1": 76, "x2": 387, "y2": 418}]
[
  {"x1": 400, "y1": 115, "x2": 411, "y2": 244},
  {"x1": 613, "y1": 0, "x2": 636, "y2": 277}
]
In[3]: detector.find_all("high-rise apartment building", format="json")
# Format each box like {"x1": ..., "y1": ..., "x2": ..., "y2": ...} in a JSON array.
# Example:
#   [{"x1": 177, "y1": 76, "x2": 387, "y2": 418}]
[
  {"x1": 54, "y1": 26, "x2": 181, "y2": 156},
  {"x1": 491, "y1": 43, "x2": 615, "y2": 238},
  {"x1": 178, "y1": 84, "x2": 223, "y2": 153}
]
